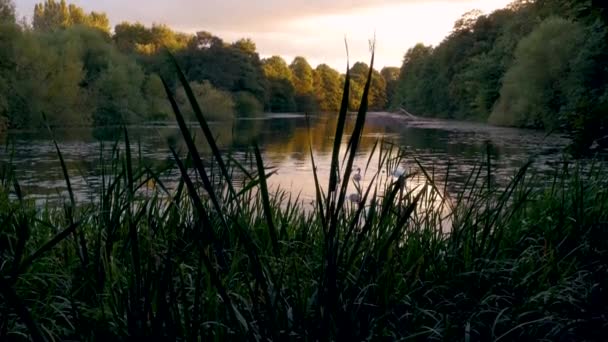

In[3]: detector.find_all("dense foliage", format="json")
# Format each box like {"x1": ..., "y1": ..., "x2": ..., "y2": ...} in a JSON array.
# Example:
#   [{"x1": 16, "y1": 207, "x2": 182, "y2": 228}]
[
  {"x1": 0, "y1": 0, "x2": 395, "y2": 130},
  {"x1": 33, "y1": 0, "x2": 110, "y2": 33},
  {"x1": 391, "y1": 0, "x2": 608, "y2": 152},
  {"x1": 0, "y1": 23, "x2": 165, "y2": 128}
]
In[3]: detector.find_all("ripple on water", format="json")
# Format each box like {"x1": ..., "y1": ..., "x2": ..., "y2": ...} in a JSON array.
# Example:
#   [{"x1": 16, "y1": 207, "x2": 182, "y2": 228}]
[{"x1": 0, "y1": 113, "x2": 601, "y2": 206}]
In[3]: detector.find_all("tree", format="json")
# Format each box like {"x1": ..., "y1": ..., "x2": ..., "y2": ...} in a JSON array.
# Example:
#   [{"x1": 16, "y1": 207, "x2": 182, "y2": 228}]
[
  {"x1": 143, "y1": 24, "x2": 191, "y2": 53},
  {"x1": 0, "y1": 0, "x2": 15, "y2": 23},
  {"x1": 262, "y1": 56, "x2": 296, "y2": 112},
  {"x1": 179, "y1": 35, "x2": 266, "y2": 101},
  {"x1": 55, "y1": 26, "x2": 151, "y2": 125},
  {"x1": 313, "y1": 64, "x2": 343, "y2": 112},
  {"x1": 391, "y1": 3, "x2": 539, "y2": 120},
  {"x1": 290, "y1": 57, "x2": 317, "y2": 111},
  {"x1": 233, "y1": 91, "x2": 263, "y2": 116},
  {"x1": 189, "y1": 31, "x2": 223, "y2": 50},
  {"x1": 381, "y1": 67, "x2": 400, "y2": 110},
  {"x1": 232, "y1": 38, "x2": 257, "y2": 55},
  {"x1": 143, "y1": 74, "x2": 170, "y2": 120},
  {"x1": 349, "y1": 62, "x2": 387, "y2": 111},
  {"x1": 490, "y1": 17, "x2": 589, "y2": 129},
  {"x1": 290, "y1": 57, "x2": 314, "y2": 94},
  {"x1": 0, "y1": 22, "x2": 20, "y2": 126},
  {"x1": 114, "y1": 22, "x2": 151, "y2": 53},
  {"x1": 3, "y1": 26, "x2": 89, "y2": 127},
  {"x1": 1, "y1": 23, "x2": 166, "y2": 128},
  {"x1": 453, "y1": 9, "x2": 484, "y2": 33},
  {"x1": 262, "y1": 56, "x2": 293, "y2": 81},
  {"x1": 33, "y1": 0, "x2": 70, "y2": 31},
  {"x1": 265, "y1": 78, "x2": 296, "y2": 112},
  {"x1": 392, "y1": 44, "x2": 439, "y2": 116},
  {"x1": 176, "y1": 81, "x2": 235, "y2": 121},
  {"x1": 91, "y1": 60, "x2": 146, "y2": 125},
  {"x1": 33, "y1": 0, "x2": 110, "y2": 33},
  {"x1": 86, "y1": 11, "x2": 110, "y2": 34}
]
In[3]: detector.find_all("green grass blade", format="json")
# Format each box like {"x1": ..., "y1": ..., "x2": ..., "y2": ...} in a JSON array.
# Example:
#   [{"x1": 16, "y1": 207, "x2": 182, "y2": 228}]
[
  {"x1": 18, "y1": 221, "x2": 80, "y2": 274},
  {"x1": 167, "y1": 52, "x2": 237, "y2": 201},
  {"x1": 335, "y1": 43, "x2": 376, "y2": 219},
  {"x1": 254, "y1": 143, "x2": 280, "y2": 257},
  {"x1": 328, "y1": 45, "x2": 351, "y2": 198},
  {"x1": 169, "y1": 146, "x2": 217, "y2": 244},
  {"x1": 161, "y1": 76, "x2": 228, "y2": 230},
  {"x1": 0, "y1": 278, "x2": 47, "y2": 342}
]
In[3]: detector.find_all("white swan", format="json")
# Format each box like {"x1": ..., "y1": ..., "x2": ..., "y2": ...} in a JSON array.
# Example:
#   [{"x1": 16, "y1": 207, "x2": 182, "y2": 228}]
[
  {"x1": 353, "y1": 168, "x2": 362, "y2": 182},
  {"x1": 393, "y1": 166, "x2": 406, "y2": 178}
]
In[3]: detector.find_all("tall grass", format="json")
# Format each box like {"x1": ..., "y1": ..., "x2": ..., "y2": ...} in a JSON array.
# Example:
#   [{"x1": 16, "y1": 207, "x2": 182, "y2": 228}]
[{"x1": 0, "y1": 53, "x2": 607, "y2": 341}]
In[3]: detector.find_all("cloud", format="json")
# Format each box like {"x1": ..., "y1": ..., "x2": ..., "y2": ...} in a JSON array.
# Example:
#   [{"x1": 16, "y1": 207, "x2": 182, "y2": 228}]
[
  {"x1": 17, "y1": 0, "x2": 500, "y2": 31},
  {"x1": 15, "y1": 0, "x2": 512, "y2": 68}
]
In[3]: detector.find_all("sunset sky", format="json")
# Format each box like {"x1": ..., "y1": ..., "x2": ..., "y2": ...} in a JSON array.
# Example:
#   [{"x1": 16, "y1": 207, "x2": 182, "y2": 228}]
[{"x1": 16, "y1": 0, "x2": 513, "y2": 69}]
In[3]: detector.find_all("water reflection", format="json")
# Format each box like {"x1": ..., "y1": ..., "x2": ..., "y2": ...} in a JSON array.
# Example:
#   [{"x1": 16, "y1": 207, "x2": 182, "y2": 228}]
[{"x1": 0, "y1": 112, "x2": 573, "y2": 205}]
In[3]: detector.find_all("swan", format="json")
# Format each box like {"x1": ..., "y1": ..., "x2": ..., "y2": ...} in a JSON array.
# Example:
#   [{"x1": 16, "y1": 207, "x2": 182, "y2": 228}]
[
  {"x1": 393, "y1": 166, "x2": 406, "y2": 178},
  {"x1": 353, "y1": 168, "x2": 362, "y2": 182}
]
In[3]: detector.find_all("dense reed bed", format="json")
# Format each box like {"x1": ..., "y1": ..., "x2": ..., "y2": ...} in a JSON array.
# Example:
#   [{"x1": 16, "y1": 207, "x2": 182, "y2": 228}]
[{"x1": 0, "y1": 53, "x2": 607, "y2": 341}]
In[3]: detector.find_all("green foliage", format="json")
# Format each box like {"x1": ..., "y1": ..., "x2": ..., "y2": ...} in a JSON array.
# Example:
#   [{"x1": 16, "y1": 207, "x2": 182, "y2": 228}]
[
  {"x1": 142, "y1": 74, "x2": 170, "y2": 120},
  {"x1": 262, "y1": 56, "x2": 297, "y2": 112},
  {"x1": 290, "y1": 56, "x2": 318, "y2": 112},
  {"x1": 1, "y1": 0, "x2": 399, "y2": 125},
  {"x1": 0, "y1": 22, "x2": 18, "y2": 124},
  {"x1": 176, "y1": 81, "x2": 235, "y2": 121},
  {"x1": 381, "y1": 66, "x2": 399, "y2": 110},
  {"x1": 232, "y1": 38, "x2": 257, "y2": 55},
  {"x1": 3, "y1": 0, "x2": 397, "y2": 126},
  {"x1": 0, "y1": 0, "x2": 15, "y2": 23},
  {"x1": 91, "y1": 59, "x2": 147, "y2": 125},
  {"x1": 33, "y1": 0, "x2": 110, "y2": 33},
  {"x1": 313, "y1": 64, "x2": 343, "y2": 112},
  {"x1": 178, "y1": 32, "x2": 267, "y2": 102},
  {"x1": 392, "y1": 1, "x2": 608, "y2": 153},
  {"x1": 262, "y1": 55, "x2": 293, "y2": 81},
  {"x1": 290, "y1": 56, "x2": 314, "y2": 95},
  {"x1": 490, "y1": 17, "x2": 589, "y2": 129},
  {"x1": 0, "y1": 23, "x2": 166, "y2": 128},
  {"x1": 114, "y1": 22, "x2": 192, "y2": 54},
  {"x1": 2, "y1": 24, "x2": 89, "y2": 127},
  {"x1": 391, "y1": 44, "x2": 436, "y2": 114},
  {"x1": 393, "y1": 6, "x2": 539, "y2": 118},
  {"x1": 349, "y1": 62, "x2": 386, "y2": 111},
  {"x1": 233, "y1": 91, "x2": 263, "y2": 116},
  {"x1": 266, "y1": 78, "x2": 296, "y2": 112}
]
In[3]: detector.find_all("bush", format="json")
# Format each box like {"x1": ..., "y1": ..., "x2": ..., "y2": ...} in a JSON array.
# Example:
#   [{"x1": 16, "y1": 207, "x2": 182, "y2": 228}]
[
  {"x1": 176, "y1": 81, "x2": 235, "y2": 121},
  {"x1": 233, "y1": 91, "x2": 263, "y2": 116}
]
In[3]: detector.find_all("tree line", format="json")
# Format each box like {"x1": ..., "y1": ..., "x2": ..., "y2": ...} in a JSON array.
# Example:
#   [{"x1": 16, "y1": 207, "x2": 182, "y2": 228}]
[
  {"x1": 390, "y1": 0, "x2": 608, "y2": 152},
  {"x1": 0, "y1": 0, "x2": 393, "y2": 130}
]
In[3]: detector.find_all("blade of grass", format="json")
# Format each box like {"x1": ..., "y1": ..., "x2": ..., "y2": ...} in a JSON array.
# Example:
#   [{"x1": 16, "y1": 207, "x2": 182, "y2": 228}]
[
  {"x1": 253, "y1": 143, "x2": 280, "y2": 257},
  {"x1": 18, "y1": 221, "x2": 80, "y2": 274},
  {"x1": 327, "y1": 40, "x2": 351, "y2": 200},
  {"x1": 0, "y1": 278, "x2": 47, "y2": 342},
  {"x1": 167, "y1": 52, "x2": 237, "y2": 201},
  {"x1": 161, "y1": 77, "x2": 229, "y2": 231}
]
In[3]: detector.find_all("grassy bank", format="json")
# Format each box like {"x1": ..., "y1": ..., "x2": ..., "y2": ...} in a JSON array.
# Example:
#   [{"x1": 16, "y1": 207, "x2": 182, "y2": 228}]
[{"x1": 1, "y1": 55, "x2": 607, "y2": 341}]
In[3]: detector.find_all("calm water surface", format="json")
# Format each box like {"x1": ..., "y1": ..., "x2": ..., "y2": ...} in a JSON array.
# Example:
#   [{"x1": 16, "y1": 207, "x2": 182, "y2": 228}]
[{"x1": 0, "y1": 112, "x2": 573, "y2": 205}]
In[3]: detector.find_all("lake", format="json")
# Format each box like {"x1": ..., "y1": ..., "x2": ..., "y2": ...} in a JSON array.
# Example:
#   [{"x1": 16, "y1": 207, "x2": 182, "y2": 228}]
[{"x1": 0, "y1": 112, "x2": 573, "y2": 206}]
